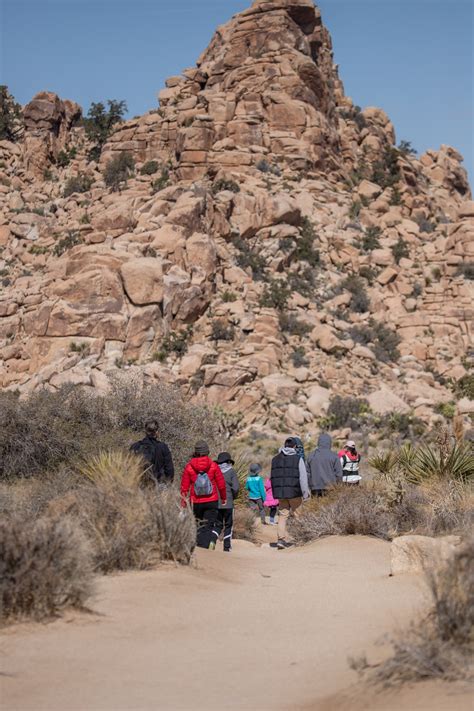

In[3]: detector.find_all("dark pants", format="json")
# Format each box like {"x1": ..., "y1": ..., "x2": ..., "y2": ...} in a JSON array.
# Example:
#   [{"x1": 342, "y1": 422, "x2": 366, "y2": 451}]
[
  {"x1": 212, "y1": 508, "x2": 234, "y2": 551},
  {"x1": 193, "y1": 501, "x2": 219, "y2": 549},
  {"x1": 269, "y1": 506, "x2": 278, "y2": 519}
]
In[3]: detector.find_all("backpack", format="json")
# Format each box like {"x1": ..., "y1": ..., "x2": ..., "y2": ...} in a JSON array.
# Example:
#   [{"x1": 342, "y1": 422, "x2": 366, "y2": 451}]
[{"x1": 194, "y1": 470, "x2": 213, "y2": 497}]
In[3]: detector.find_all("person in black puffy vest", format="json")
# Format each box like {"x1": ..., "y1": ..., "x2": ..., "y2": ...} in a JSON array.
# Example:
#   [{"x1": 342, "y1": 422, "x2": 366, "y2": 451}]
[{"x1": 270, "y1": 437, "x2": 310, "y2": 549}]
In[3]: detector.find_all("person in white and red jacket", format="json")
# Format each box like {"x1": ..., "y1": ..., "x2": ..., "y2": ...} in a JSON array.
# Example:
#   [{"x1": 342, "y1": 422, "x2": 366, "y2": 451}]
[
  {"x1": 180, "y1": 440, "x2": 227, "y2": 549},
  {"x1": 337, "y1": 440, "x2": 362, "y2": 485}
]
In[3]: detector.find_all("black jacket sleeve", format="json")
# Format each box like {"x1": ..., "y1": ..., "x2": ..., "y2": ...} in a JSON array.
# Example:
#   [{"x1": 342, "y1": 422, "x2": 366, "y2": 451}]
[{"x1": 160, "y1": 442, "x2": 174, "y2": 481}]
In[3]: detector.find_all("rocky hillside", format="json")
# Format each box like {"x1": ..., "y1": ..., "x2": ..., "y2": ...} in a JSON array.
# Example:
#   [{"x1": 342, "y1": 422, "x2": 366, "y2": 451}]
[{"x1": 0, "y1": 0, "x2": 472, "y2": 437}]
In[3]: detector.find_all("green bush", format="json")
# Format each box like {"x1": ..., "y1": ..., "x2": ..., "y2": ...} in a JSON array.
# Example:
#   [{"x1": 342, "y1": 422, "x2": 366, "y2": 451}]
[
  {"x1": 152, "y1": 327, "x2": 193, "y2": 362},
  {"x1": 53, "y1": 230, "x2": 83, "y2": 256},
  {"x1": 350, "y1": 319, "x2": 401, "y2": 362},
  {"x1": 343, "y1": 275, "x2": 370, "y2": 313},
  {"x1": 371, "y1": 146, "x2": 401, "y2": 188},
  {"x1": 259, "y1": 278, "x2": 291, "y2": 310},
  {"x1": 63, "y1": 173, "x2": 93, "y2": 197},
  {"x1": 211, "y1": 178, "x2": 240, "y2": 194},
  {"x1": 232, "y1": 236, "x2": 267, "y2": 279},
  {"x1": 151, "y1": 167, "x2": 170, "y2": 192},
  {"x1": 83, "y1": 99, "x2": 127, "y2": 157},
  {"x1": 0, "y1": 85, "x2": 22, "y2": 141},
  {"x1": 140, "y1": 160, "x2": 159, "y2": 175},
  {"x1": 324, "y1": 395, "x2": 370, "y2": 429},
  {"x1": 291, "y1": 346, "x2": 309, "y2": 368},
  {"x1": 294, "y1": 217, "x2": 320, "y2": 267},
  {"x1": 360, "y1": 226, "x2": 381, "y2": 251},
  {"x1": 397, "y1": 140, "x2": 417, "y2": 156},
  {"x1": 211, "y1": 319, "x2": 235, "y2": 342},
  {"x1": 391, "y1": 237, "x2": 410, "y2": 264},
  {"x1": 278, "y1": 312, "x2": 312, "y2": 337},
  {"x1": 103, "y1": 152, "x2": 135, "y2": 191},
  {"x1": 453, "y1": 374, "x2": 474, "y2": 399}
]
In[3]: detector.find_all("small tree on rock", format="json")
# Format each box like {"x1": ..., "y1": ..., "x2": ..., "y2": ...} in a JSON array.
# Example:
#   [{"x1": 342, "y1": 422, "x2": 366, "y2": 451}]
[
  {"x1": 0, "y1": 86, "x2": 22, "y2": 142},
  {"x1": 84, "y1": 99, "x2": 127, "y2": 159}
]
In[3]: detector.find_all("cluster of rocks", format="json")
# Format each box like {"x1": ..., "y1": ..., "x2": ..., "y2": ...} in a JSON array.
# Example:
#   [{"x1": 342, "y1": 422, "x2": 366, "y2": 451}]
[{"x1": 0, "y1": 0, "x2": 472, "y2": 437}]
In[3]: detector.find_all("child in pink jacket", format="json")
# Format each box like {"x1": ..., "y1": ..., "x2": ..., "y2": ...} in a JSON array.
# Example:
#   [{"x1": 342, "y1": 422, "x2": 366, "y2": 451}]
[{"x1": 264, "y1": 476, "x2": 279, "y2": 525}]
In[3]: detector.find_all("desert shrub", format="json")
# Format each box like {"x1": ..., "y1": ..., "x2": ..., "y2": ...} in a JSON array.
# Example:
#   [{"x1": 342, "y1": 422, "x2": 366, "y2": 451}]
[
  {"x1": 140, "y1": 160, "x2": 159, "y2": 175},
  {"x1": 371, "y1": 146, "x2": 401, "y2": 188},
  {"x1": 415, "y1": 216, "x2": 436, "y2": 234},
  {"x1": 391, "y1": 236, "x2": 410, "y2": 263},
  {"x1": 153, "y1": 326, "x2": 192, "y2": 362},
  {"x1": 63, "y1": 173, "x2": 93, "y2": 197},
  {"x1": 103, "y1": 151, "x2": 135, "y2": 191},
  {"x1": 0, "y1": 377, "x2": 220, "y2": 480},
  {"x1": 56, "y1": 146, "x2": 77, "y2": 168},
  {"x1": 291, "y1": 346, "x2": 309, "y2": 368},
  {"x1": 221, "y1": 290, "x2": 237, "y2": 303},
  {"x1": 453, "y1": 373, "x2": 474, "y2": 399},
  {"x1": 324, "y1": 395, "x2": 370, "y2": 429},
  {"x1": 343, "y1": 275, "x2": 370, "y2": 313},
  {"x1": 456, "y1": 262, "x2": 474, "y2": 280},
  {"x1": 349, "y1": 200, "x2": 362, "y2": 220},
  {"x1": 278, "y1": 312, "x2": 312, "y2": 337},
  {"x1": 233, "y1": 505, "x2": 258, "y2": 542},
  {"x1": 211, "y1": 319, "x2": 235, "y2": 342},
  {"x1": 378, "y1": 411, "x2": 425, "y2": 438},
  {"x1": 398, "y1": 441, "x2": 473, "y2": 484},
  {"x1": 151, "y1": 167, "x2": 170, "y2": 192},
  {"x1": 256, "y1": 159, "x2": 280, "y2": 175},
  {"x1": 389, "y1": 186, "x2": 403, "y2": 205},
  {"x1": 294, "y1": 217, "x2": 320, "y2": 267},
  {"x1": 397, "y1": 140, "x2": 417, "y2": 157},
  {"x1": 0, "y1": 515, "x2": 93, "y2": 622},
  {"x1": 288, "y1": 266, "x2": 316, "y2": 298},
  {"x1": 259, "y1": 278, "x2": 291, "y2": 310},
  {"x1": 83, "y1": 99, "x2": 127, "y2": 157},
  {"x1": 231, "y1": 236, "x2": 267, "y2": 278},
  {"x1": 350, "y1": 319, "x2": 401, "y2": 362},
  {"x1": 358, "y1": 265, "x2": 379, "y2": 285},
  {"x1": 74, "y1": 483, "x2": 195, "y2": 572},
  {"x1": 52, "y1": 229, "x2": 83, "y2": 256},
  {"x1": 369, "y1": 537, "x2": 474, "y2": 685},
  {"x1": 0, "y1": 85, "x2": 22, "y2": 141},
  {"x1": 360, "y1": 226, "x2": 381, "y2": 251},
  {"x1": 211, "y1": 178, "x2": 240, "y2": 194}
]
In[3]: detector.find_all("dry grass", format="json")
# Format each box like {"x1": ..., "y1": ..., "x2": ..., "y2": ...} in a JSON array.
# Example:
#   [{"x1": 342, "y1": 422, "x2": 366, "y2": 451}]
[
  {"x1": 78, "y1": 450, "x2": 145, "y2": 489},
  {"x1": 233, "y1": 505, "x2": 258, "y2": 542},
  {"x1": 0, "y1": 515, "x2": 94, "y2": 623},
  {"x1": 368, "y1": 536, "x2": 474, "y2": 685},
  {"x1": 289, "y1": 480, "x2": 473, "y2": 545}
]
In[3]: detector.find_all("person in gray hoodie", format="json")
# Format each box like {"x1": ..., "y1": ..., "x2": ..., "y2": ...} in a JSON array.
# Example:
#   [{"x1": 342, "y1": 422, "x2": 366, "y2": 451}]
[
  {"x1": 307, "y1": 433, "x2": 343, "y2": 496},
  {"x1": 210, "y1": 452, "x2": 240, "y2": 552},
  {"x1": 270, "y1": 437, "x2": 310, "y2": 549}
]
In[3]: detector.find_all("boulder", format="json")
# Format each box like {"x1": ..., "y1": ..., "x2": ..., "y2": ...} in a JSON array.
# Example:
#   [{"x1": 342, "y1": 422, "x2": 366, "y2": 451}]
[
  {"x1": 367, "y1": 387, "x2": 410, "y2": 415},
  {"x1": 306, "y1": 385, "x2": 331, "y2": 416},
  {"x1": 390, "y1": 535, "x2": 461, "y2": 575},
  {"x1": 261, "y1": 374, "x2": 299, "y2": 400},
  {"x1": 310, "y1": 324, "x2": 346, "y2": 353},
  {"x1": 120, "y1": 257, "x2": 164, "y2": 305},
  {"x1": 357, "y1": 180, "x2": 382, "y2": 201}
]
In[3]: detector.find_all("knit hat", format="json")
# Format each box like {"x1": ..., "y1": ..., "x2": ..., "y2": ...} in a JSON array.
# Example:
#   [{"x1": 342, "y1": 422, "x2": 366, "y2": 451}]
[
  {"x1": 346, "y1": 440, "x2": 356, "y2": 449},
  {"x1": 194, "y1": 440, "x2": 210, "y2": 456},
  {"x1": 216, "y1": 451, "x2": 235, "y2": 465},
  {"x1": 249, "y1": 463, "x2": 262, "y2": 475}
]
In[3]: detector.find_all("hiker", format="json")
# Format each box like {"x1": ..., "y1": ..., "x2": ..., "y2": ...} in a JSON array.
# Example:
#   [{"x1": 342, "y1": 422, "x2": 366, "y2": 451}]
[
  {"x1": 130, "y1": 419, "x2": 174, "y2": 486},
  {"x1": 264, "y1": 474, "x2": 279, "y2": 525},
  {"x1": 211, "y1": 452, "x2": 240, "y2": 552},
  {"x1": 180, "y1": 441, "x2": 227, "y2": 549},
  {"x1": 292, "y1": 435, "x2": 306, "y2": 462},
  {"x1": 307, "y1": 433, "x2": 343, "y2": 496},
  {"x1": 338, "y1": 440, "x2": 362, "y2": 485},
  {"x1": 270, "y1": 437, "x2": 310, "y2": 549},
  {"x1": 245, "y1": 464, "x2": 266, "y2": 524}
]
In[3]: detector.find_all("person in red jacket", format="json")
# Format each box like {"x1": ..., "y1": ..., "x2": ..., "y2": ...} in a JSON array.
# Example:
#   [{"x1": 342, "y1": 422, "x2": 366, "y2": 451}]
[
  {"x1": 181, "y1": 440, "x2": 227, "y2": 549},
  {"x1": 338, "y1": 440, "x2": 362, "y2": 485}
]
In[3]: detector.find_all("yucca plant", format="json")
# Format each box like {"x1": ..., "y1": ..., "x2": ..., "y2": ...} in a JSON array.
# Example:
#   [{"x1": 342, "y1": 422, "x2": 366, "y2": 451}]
[
  {"x1": 369, "y1": 449, "x2": 399, "y2": 478},
  {"x1": 400, "y1": 442, "x2": 474, "y2": 484},
  {"x1": 78, "y1": 449, "x2": 145, "y2": 489}
]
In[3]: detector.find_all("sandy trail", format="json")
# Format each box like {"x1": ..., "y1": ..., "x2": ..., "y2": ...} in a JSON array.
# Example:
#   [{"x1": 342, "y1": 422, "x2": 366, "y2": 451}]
[{"x1": 0, "y1": 536, "x2": 469, "y2": 710}]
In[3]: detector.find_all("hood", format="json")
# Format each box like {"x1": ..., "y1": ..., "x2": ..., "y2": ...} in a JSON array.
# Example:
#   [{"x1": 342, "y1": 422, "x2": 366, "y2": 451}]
[
  {"x1": 317, "y1": 433, "x2": 332, "y2": 449},
  {"x1": 189, "y1": 455, "x2": 213, "y2": 471},
  {"x1": 279, "y1": 447, "x2": 298, "y2": 456},
  {"x1": 219, "y1": 462, "x2": 233, "y2": 474}
]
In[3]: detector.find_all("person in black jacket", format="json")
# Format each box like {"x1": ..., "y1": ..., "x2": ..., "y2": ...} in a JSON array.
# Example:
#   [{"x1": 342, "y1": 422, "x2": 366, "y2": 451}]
[
  {"x1": 130, "y1": 420, "x2": 174, "y2": 486},
  {"x1": 270, "y1": 437, "x2": 310, "y2": 549}
]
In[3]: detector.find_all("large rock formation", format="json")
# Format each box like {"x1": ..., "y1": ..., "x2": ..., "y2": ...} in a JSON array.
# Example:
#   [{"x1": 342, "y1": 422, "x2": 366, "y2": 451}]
[{"x1": 0, "y1": 0, "x2": 472, "y2": 437}]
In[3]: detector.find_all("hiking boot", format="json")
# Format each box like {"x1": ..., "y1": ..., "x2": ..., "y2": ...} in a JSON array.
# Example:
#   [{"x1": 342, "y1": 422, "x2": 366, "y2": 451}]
[{"x1": 277, "y1": 539, "x2": 293, "y2": 549}]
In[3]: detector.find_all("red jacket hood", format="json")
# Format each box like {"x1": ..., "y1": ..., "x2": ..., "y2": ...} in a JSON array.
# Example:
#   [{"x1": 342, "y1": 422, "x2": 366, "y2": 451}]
[{"x1": 188, "y1": 456, "x2": 213, "y2": 471}]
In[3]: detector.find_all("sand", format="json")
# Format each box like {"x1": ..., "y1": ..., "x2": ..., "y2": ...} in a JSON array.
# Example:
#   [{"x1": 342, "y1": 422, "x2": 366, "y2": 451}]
[{"x1": 1, "y1": 535, "x2": 471, "y2": 711}]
